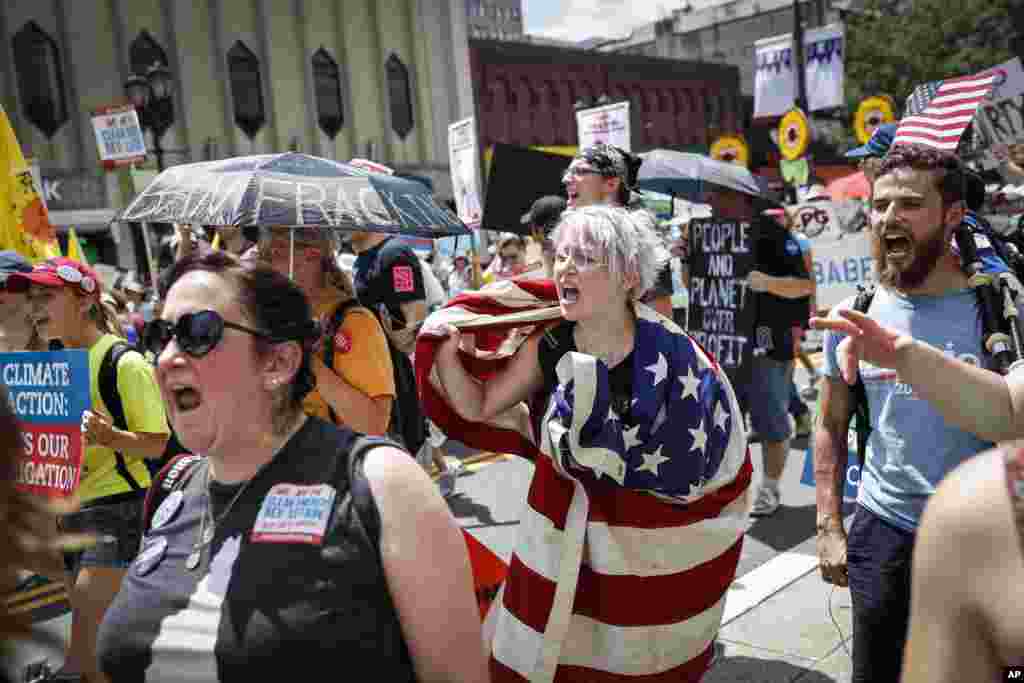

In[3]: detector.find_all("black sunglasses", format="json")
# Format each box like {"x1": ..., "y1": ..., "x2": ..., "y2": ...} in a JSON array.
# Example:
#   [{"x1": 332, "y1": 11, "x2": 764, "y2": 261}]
[{"x1": 143, "y1": 310, "x2": 275, "y2": 359}]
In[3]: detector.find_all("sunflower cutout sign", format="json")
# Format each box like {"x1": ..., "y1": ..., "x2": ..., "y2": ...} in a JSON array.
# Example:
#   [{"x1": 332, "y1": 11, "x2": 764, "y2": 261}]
[
  {"x1": 710, "y1": 135, "x2": 751, "y2": 168},
  {"x1": 853, "y1": 96, "x2": 896, "y2": 145},
  {"x1": 778, "y1": 108, "x2": 811, "y2": 161}
]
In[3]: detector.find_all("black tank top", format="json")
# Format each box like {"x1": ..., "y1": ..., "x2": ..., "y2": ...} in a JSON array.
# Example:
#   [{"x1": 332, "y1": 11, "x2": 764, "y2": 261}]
[{"x1": 96, "y1": 418, "x2": 415, "y2": 682}]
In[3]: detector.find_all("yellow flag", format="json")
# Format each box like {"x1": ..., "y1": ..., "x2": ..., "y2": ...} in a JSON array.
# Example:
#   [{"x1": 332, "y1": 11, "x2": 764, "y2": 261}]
[
  {"x1": 0, "y1": 105, "x2": 59, "y2": 262},
  {"x1": 210, "y1": 232, "x2": 221, "y2": 251},
  {"x1": 67, "y1": 227, "x2": 89, "y2": 266}
]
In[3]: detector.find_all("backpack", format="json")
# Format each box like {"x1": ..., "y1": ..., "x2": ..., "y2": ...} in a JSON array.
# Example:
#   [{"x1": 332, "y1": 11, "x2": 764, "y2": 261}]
[
  {"x1": 99, "y1": 341, "x2": 188, "y2": 486},
  {"x1": 322, "y1": 301, "x2": 427, "y2": 456}
]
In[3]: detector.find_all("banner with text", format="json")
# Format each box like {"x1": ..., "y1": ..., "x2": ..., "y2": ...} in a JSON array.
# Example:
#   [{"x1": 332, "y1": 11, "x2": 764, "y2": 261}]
[
  {"x1": 3, "y1": 350, "x2": 89, "y2": 498},
  {"x1": 754, "y1": 24, "x2": 845, "y2": 119},
  {"x1": 687, "y1": 218, "x2": 756, "y2": 381},
  {"x1": 968, "y1": 57, "x2": 1024, "y2": 170},
  {"x1": 448, "y1": 117, "x2": 484, "y2": 231},
  {"x1": 795, "y1": 200, "x2": 875, "y2": 309},
  {"x1": 575, "y1": 101, "x2": 631, "y2": 152},
  {"x1": 90, "y1": 104, "x2": 146, "y2": 167}
]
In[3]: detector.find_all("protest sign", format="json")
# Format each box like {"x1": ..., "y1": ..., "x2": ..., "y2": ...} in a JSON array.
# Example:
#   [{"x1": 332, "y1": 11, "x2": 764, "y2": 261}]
[
  {"x1": 794, "y1": 199, "x2": 875, "y2": 309},
  {"x1": 754, "y1": 24, "x2": 845, "y2": 118},
  {"x1": 3, "y1": 350, "x2": 90, "y2": 498},
  {"x1": 969, "y1": 58, "x2": 1024, "y2": 168},
  {"x1": 687, "y1": 218, "x2": 756, "y2": 380},
  {"x1": 575, "y1": 100, "x2": 631, "y2": 152},
  {"x1": 448, "y1": 117, "x2": 484, "y2": 230},
  {"x1": 90, "y1": 104, "x2": 146, "y2": 168}
]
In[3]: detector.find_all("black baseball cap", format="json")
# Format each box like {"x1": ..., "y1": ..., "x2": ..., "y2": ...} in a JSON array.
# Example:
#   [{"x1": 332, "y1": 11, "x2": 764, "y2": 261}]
[
  {"x1": 0, "y1": 251, "x2": 33, "y2": 288},
  {"x1": 520, "y1": 195, "x2": 567, "y2": 234}
]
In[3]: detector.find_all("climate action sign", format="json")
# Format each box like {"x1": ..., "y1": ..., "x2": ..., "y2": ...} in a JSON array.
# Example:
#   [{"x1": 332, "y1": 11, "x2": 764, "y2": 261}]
[
  {"x1": 687, "y1": 218, "x2": 757, "y2": 380},
  {"x1": 3, "y1": 351, "x2": 89, "y2": 498}
]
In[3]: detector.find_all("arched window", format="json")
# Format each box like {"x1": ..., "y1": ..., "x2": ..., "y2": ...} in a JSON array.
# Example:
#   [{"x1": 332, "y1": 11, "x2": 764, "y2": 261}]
[
  {"x1": 227, "y1": 40, "x2": 265, "y2": 139},
  {"x1": 385, "y1": 53, "x2": 414, "y2": 139},
  {"x1": 311, "y1": 48, "x2": 344, "y2": 139},
  {"x1": 129, "y1": 30, "x2": 168, "y2": 76},
  {"x1": 11, "y1": 21, "x2": 68, "y2": 138}
]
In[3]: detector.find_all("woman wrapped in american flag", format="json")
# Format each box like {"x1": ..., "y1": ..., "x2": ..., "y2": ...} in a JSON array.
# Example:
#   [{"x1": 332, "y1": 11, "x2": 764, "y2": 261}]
[{"x1": 417, "y1": 205, "x2": 752, "y2": 682}]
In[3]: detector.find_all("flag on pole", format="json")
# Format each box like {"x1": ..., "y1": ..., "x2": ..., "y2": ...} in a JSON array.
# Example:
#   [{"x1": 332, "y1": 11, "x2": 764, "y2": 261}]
[
  {"x1": 66, "y1": 227, "x2": 90, "y2": 266},
  {"x1": 415, "y1": 279, "x2": 752, "y2": 682},
  {"x1": 0, "y1": 105, "x2": 59, "y2": 262},
  {"x1": 893, "y1": 71, "x2": 996, "y2": 151}
]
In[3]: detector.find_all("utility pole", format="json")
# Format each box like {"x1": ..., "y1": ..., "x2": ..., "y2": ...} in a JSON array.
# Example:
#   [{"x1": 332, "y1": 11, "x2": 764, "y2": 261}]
[{"x1": 793, "y1": 0, "x2": 808, "y2": 112}]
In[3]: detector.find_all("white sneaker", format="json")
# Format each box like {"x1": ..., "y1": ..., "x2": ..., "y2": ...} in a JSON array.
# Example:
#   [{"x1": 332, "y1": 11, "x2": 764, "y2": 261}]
[{"x1": 750, "y1": 485, "x2": 780, "y2": 517}]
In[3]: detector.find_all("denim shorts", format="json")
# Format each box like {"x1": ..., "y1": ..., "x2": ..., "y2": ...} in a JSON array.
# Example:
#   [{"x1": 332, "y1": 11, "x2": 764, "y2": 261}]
[
  {"x1": 59, "y1": 493, "x2": 145, "y2": 578},
  {"x1": 735, "y1": 356, "x2": 792, "y2": 443}
]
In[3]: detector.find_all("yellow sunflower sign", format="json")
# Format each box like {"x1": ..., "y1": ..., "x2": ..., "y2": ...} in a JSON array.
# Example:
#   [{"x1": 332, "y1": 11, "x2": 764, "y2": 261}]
[
  {"x1": 853, "y1": 95, "x2": 896, "y2": 145},
  {"x1": 710, "y1": 135, "x2": 750, "y2": 167},
  {"x1": 778, "y1": 108, "x2": 811, "y2": 161},
  {"x1": 0, "y1": 105, "x2": 59, "y2": 262}
]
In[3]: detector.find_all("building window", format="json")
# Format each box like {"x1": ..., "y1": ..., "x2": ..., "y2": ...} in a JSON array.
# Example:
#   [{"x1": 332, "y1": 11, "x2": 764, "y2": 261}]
[
  {"x1": 129, "y1": 30, "x2": 168, "y2": 75},
  {"x1": 227, "y1": 40, "x2": 265, "y2": 139},
  {"x1": 311, "y1": 47, "x2": 344, "y2": 139},
  {"x1": 385, "y1": 53, "x2": 414, "y2": 139},
  {"x1": 11, "y1": 21, "x2": 68, "y2": 138}
]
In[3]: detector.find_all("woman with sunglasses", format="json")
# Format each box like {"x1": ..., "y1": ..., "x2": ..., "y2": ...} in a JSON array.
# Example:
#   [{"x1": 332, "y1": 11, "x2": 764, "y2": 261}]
[
  {"x1": 7, "y1": 258, "x2": 171, "y2": 683},
  {"x1": 423, "y1": 205, "x2": 749, "y2": 681},
  {"x1": 259, "y1": 227, "x2": 395, "y2": 437},
  {"x1": 96, "y1": 251, "x2": 486, "y2": 682}
]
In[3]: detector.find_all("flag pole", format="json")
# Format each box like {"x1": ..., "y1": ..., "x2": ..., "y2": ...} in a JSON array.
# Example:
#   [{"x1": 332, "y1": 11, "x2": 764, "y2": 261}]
[{"x1": 139, "y1": 222, "x2": 159, "y2": 289}]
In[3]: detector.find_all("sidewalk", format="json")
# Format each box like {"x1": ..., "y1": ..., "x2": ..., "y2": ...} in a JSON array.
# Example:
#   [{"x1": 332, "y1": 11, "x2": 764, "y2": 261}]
[{"x1": 705, "y1": 558, "x2": 854, "y2": 683}]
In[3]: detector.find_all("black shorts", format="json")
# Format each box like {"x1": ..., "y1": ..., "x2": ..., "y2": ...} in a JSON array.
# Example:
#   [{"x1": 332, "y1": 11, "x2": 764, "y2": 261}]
[{"x1": 59, "y1": 492, "x2": 146, "y2": 577}]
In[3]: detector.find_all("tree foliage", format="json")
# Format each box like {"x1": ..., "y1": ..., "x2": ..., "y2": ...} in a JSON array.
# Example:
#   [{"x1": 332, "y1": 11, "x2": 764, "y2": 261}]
[{"x1": 844, "y1": 0, "x2": 1018, "y2": 115}]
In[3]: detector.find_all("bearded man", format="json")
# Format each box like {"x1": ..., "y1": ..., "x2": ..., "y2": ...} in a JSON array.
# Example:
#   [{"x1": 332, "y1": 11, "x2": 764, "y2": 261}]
[{"x1": 813, "y1": 144, "x2": 1001, "y2": 683}]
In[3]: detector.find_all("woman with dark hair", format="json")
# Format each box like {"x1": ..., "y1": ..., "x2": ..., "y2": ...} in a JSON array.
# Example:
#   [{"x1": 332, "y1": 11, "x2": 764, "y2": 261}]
[
  {"x1": 259, "y1": 227, "x2": 395, "y2": 436},
  {"x1": 7, "y1": 258, "x2": 170, "y2": 683},
  {"x1": 96, "y1": 251, "x2": 486, "y2": 682}
]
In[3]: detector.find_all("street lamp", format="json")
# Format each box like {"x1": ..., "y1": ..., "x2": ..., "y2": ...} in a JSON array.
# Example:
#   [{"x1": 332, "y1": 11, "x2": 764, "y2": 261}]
[{"x1": 124, "y1": 64, "x2": 175, "y2": 170}]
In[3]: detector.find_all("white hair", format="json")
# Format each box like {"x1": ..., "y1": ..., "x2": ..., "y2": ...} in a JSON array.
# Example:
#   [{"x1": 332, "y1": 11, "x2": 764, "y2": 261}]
[{"x1": 550, "y1": 205, "x2": 663, "y2": 298}]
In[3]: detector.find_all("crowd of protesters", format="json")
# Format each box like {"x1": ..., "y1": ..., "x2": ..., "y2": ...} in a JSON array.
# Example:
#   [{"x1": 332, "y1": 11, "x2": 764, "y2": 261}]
[{"x1": 1, "y1": 131, "x2": 1023, "y2": 683}]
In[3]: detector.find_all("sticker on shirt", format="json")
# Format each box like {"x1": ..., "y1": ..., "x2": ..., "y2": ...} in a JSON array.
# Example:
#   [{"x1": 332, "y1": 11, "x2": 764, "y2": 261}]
[
  {"x1": 151, "y1": 490, "x2": 184, "y2": 530},
  {"x1": 392, "y1": 265, "x2": 415, "y2": 293},
  {"x1": 334, "y1": 329, "x2": 352, "y2": 354},
  {"x1": 135, "y1": 536, "x2": 168, "y2": 576},
  {"x1": 785, "y1": 239, "x2": 800, "y2": 256},
  {"x1": 251, "y1": 483, "x2": 337, "y2": 545}
]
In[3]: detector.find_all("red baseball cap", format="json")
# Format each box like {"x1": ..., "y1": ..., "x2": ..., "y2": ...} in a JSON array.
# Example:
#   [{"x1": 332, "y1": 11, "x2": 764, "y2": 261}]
[{"x1": 6, "y1": 257, "x2": 101, "y2": 298}]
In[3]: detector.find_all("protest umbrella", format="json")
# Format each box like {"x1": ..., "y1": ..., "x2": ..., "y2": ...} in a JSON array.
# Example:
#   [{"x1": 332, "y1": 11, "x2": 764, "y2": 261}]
[
  {"x1": 637, "y1": 149, "x2": 762, "y2": 201},
  {"x1": 115, "y1": 152, "x2": 470, "y2": 275}
]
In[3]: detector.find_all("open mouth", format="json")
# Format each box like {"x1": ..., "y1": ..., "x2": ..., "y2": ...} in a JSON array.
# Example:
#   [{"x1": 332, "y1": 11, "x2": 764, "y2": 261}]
[
  {"x1": 169, "y1": 384, "x2": 203, "y2": 413},
  {"x1": 560, "y1": 286, "x2": 580, "y2": 304},
  {"x1": 883, "y1": 233, "x2": 912, "y2": 259},
  {"x1": 566, "y1": 189, "x2": 580, "y2": 205}
]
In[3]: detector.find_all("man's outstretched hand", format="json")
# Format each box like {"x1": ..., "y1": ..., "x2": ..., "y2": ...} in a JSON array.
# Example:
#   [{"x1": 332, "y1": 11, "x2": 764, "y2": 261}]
[{"x1": 810, "y1": 309, "x2": 908, "y2": 385}]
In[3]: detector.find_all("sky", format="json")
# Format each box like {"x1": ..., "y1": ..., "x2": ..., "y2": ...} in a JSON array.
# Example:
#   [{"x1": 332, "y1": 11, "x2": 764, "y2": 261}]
[{"x1": 522, "y1": 0, "x2": 714, "y2": 42}]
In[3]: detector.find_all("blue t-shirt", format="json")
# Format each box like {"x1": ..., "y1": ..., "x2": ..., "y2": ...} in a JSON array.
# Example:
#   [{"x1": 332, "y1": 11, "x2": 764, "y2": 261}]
[{"x1": 823, "y1": 286, "x2": 994, "y2": 531}]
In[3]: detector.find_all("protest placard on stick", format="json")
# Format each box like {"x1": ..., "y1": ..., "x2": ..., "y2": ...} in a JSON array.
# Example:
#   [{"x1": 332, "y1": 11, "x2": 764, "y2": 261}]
[{"x1": 3, "y1": 350, "x2": 90, "y2": 498}]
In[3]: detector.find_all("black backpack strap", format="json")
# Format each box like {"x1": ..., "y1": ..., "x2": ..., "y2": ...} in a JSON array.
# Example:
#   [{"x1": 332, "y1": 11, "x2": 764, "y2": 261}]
[
  {"x1": 850, "y1": 286, "x2": 875, "y2": 459},
  {"x1": 98, "y1": 341, "x2": 145, "y2": 492},
  {"x1": 140, "y1": 454, "x2": 204, "y2": 534},
  {"x1": 339, "y1": 435, "x2": 404, "y2": 553},
  {"x1": 321, "y1": 299, "x2": 361, "y2": 425}
]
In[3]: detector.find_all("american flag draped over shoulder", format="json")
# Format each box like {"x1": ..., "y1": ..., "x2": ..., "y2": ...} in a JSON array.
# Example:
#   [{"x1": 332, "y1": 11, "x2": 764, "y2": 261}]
[
  {"x1": 893, "y1": 71, "x2": 996, "y2": 151},
  {"x1": 416, "y1": 279, "x2": 752, "y2": 683}
]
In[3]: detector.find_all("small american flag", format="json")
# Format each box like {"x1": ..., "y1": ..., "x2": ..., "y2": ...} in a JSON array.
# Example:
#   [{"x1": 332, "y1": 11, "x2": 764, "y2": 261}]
[{"x1": 893, "y1": 71, "x2": 996, "y2": 151}]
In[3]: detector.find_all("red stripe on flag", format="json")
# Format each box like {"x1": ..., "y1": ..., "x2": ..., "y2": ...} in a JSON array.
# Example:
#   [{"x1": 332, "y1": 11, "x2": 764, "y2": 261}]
[
  {"x1": 525, "y1": 458, "x2": 577, "y2": 530},
  {"x1": 586, "y1": 454, "x2": 753, "y2": 528},
  {"x1": 894, "y1": 129, "x2": 964, "y2": 144},
  {"x1": 502, "y1": 554, "x2": 558, "y2": 634},
  {"x1": 573, "y1": 537, "x2": 743, "y2": 627},
  {"x1": 553, "y1": 643, "x2": 715, "y2": 683}
]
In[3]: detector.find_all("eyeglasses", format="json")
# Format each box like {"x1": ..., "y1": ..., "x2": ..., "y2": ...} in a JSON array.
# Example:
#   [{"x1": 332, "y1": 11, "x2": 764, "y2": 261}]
[
  {"x1": 553, "y1": 247, "x2": 607, "y2": 272},
  {"x1": 143, "y1": 310, "x2": 274, "y2": 359},
  {"x1": 562, "y1": 166, "x2": 604, "y2": 182}
]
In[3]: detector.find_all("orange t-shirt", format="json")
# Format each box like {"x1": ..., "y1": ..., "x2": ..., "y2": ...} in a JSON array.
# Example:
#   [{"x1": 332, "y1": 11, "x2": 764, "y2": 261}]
[{"x1": 303, "y1": 298, "x2": 396, "y2": 424}]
